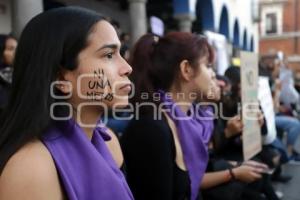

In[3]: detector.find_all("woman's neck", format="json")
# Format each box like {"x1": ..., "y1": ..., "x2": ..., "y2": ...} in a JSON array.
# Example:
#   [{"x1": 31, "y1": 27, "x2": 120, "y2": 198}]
[
  {"x1": 73, "y1": 105, "x2": 102, "y2": 140},
  {"x1": 168, "y1": 87, "x2": 194, "y2": 114}
]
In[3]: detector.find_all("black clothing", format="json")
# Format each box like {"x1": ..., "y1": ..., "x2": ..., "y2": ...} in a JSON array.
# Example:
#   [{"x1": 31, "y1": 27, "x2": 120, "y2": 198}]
[{"x1": 121, "y1": 114, "x2": 201, "y2": 200}]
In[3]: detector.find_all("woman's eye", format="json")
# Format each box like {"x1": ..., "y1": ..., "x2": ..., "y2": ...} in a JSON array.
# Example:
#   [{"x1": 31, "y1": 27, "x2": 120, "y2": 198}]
[{"x1": 106, "y1": 53, "x2": 113, "y2": 59}]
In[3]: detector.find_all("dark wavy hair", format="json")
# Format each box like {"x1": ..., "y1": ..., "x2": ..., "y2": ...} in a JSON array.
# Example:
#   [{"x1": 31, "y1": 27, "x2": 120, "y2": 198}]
[
  {"x1": 129, "y1": 32, "x2": 214, "y2": 112},
  {"x1": 0, "y1": 7, "x2": 105, "y2": 173}
]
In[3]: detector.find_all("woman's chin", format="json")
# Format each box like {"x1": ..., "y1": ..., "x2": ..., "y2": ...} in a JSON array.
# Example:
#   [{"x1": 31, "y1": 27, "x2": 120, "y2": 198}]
[{"x1": 112, "y1": 98, "x2": 129, "y2": 108}]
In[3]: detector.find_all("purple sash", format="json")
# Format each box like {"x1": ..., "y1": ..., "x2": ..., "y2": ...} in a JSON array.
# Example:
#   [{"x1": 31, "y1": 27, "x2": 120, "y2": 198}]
[
  {"x1": 159, "y1": 90, "x2": 214, "y2": 200},
  {"x1": 42, "y1": 119, "x2": 134, "y2": 200}
]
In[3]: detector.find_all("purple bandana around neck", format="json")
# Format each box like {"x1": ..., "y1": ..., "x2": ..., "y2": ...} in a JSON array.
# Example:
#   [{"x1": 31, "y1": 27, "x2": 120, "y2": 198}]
[
  {"x1": 42, "y1": 118, "x2": 134, "y2": 200},
  {"x1": 158, "y1": 90, "x2": 214, "y2": 200}
]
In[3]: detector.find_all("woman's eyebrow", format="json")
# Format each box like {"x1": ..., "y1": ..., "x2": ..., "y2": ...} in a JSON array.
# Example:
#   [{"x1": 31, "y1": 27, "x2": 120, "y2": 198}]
[{"x1": 96, "y1": 44, "x2": 119, "y2": 52}]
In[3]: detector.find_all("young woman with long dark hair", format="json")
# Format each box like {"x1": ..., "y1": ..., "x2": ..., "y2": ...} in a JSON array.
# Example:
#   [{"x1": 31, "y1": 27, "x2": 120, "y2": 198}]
[{"x1": 0, "y1": 7, "x2": 133, "y2": 200}]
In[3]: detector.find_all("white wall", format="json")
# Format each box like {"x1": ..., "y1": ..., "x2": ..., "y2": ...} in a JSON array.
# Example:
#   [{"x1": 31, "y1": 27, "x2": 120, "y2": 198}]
[
  {"x1": 211, "y1": 0, "x2": 259, "y2": 52},
  {"x1": 0, "y1": 0, "x2": 11, "y2": 34}
]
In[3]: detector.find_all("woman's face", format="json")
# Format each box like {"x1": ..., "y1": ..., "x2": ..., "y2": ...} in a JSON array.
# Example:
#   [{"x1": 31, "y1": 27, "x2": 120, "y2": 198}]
[
  {"x1": 192, "y1": 57, "x2": 220, "y2": 101},
  {"x1": 65, "y1": 20, "x2": 132, "y2": 109},
  {"x1": 3, "y1": 37, "x2": 17, "y2": 66}
]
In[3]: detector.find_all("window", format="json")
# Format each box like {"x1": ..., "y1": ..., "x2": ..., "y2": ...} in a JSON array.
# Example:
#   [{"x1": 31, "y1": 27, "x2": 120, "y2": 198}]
[
  {"x1": 266, "y1": 13, "x2": 277, "y2": 34},
  {"x1": 261, "y1": 4, "x2": 283, "y2": 36}
]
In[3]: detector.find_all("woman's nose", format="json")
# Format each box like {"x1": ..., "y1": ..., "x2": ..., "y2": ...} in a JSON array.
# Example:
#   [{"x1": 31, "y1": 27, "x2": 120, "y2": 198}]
[{"x1": 120, "y1": 57, "x2": 132, "y2": 76}]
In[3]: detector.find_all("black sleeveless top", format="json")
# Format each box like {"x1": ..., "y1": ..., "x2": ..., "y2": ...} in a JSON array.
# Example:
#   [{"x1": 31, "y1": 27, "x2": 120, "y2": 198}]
[{"x1": 121, "y1": 114, "x2": 201, "y2": 200}]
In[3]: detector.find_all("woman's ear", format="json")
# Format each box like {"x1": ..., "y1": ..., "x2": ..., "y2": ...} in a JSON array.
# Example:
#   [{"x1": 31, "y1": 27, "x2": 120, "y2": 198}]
[
  {"x1": 55, "y1": 70, "x2": 73, "y2": 94},
  {"x1": 179, "y1": 60, "x2": 194, "y2": 81}
]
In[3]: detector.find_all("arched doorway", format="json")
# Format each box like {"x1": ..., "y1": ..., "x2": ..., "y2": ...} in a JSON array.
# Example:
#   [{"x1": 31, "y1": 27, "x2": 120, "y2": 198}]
[
  {"x1": 233, "y1": 19, "x2": 240, "y2": 47},
  {"x1": 250, "y1": 35, "x2": 254, "y2": 51},
  {"x1": 219, "y1": 5, "x2": 229, "y2": 38},
  {"x1": 243, "y1": 29, "x2": 248, "y2": 50},
  {"x1": 195, "y1": 0, "x2": 214, "y2": 32}
]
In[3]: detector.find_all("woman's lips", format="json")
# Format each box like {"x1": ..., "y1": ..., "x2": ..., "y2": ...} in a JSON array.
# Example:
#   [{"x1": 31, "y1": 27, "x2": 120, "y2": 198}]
[{"x1": 119, "y1": 83, "x2": 132, "y2": 93}]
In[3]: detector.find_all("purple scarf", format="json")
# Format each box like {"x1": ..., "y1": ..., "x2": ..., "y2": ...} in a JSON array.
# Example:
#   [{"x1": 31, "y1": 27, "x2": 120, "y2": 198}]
[
  {"x1": 159, "y1": 90, "x2": 214, "y2": 200},
  {"x1": 42, "y1": 119, "x2": 134, "y2": 200}
]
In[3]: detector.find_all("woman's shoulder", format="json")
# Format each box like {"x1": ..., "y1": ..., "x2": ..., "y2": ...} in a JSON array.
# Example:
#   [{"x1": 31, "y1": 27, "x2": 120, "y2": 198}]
[
  {"x1": 0, "y1": 140, "x2": 64, "y2": 200},
  {"x1": 128, "y1": 112, "x2": 170, "y2": 129},
  {"x1": 122, "y1": 114, "x2": 174, "y2": 151},
  {"x1": 125, "y1": 114, "x2": 171, "y2": 137}
]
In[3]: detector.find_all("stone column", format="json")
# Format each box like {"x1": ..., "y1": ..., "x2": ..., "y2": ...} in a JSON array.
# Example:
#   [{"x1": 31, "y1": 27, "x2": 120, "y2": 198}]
[
  {"x1": 128, "y1": 0, "x2": 147, "y2": 45},
  {"x1": 174, "y1": 13, "x2": 195, "y2": 32},
  {"x1": 11, "y1": 0, "x2": 43, "y2": 38}
]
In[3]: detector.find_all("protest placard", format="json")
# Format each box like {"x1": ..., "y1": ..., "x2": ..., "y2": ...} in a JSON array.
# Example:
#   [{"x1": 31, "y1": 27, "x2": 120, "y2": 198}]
[
  {"x1": 240, "y1": 51, "x2": 262, "y2": 160},
  {"x1": 258, "y1": 76, "x2": 277, "y2": 145}
]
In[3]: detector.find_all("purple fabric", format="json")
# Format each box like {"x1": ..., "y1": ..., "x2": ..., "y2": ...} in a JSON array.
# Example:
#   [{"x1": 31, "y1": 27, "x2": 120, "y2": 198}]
[
  {"x1": 42, "y1": 119, "x2": 134, "y2": 200},
  {"x1": 159, "y1": 90, "x2": 214, "y2": 200}
]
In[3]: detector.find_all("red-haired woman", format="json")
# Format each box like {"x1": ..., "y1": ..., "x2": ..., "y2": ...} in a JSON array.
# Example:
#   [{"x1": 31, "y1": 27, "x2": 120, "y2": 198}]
[{"x1": 121, "y1": 33, "x2": 220, "y2": 200}]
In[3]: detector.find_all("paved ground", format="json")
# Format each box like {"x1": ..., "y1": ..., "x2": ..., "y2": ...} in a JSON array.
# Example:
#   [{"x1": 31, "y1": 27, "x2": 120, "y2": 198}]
[{"x1": 273, "y1": 162, "x2": 300, "y2": 200}]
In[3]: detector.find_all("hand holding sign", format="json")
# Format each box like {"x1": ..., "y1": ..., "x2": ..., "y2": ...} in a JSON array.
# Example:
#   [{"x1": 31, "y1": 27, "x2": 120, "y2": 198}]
[{"x1": 225, "y1": 115, "x2": 243, "y2": 138}]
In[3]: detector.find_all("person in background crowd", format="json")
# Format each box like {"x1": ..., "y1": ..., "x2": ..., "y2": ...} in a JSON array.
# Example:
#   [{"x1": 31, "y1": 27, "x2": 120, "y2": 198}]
[
  {"x1": 0, "y1": 7, "x2": 134, "y2": 200},
  {"x1": 223, "y1": 65, "x2": 293, "y2": 187},
  {"x1": 201, "y1": 75, "x2": 266, "y2": 200},
  {"x1": 120, "y1": 33, "x2": 130, "y2": 61},
  {"x1": 278, "y1": 59, "x2": 299, "y2": 111},
  {"x1": 0, "y1": 34, "x2": 17, "y2": 113},
  {"x1": 260, "y1": 57, "x2": 300, "y2": 161},
  {"x1": 201, "y1": 71, "x2": 280, "y2": 200},
  {"x1": 0, "y1": 34, "x2": 17, "y2": 70}
]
